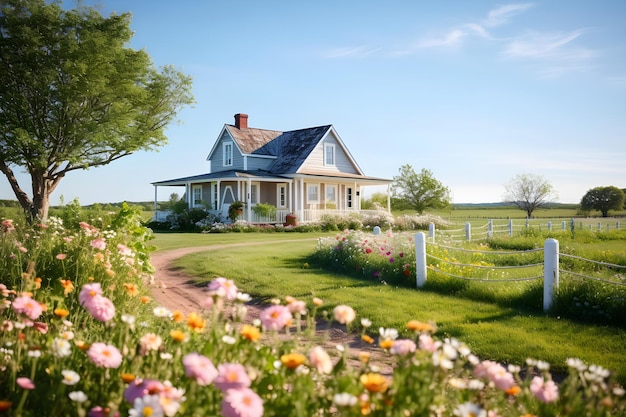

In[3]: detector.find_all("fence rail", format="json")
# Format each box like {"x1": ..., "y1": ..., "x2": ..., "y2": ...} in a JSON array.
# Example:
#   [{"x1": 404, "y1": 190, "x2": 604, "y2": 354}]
[{"x1": 413, "y1": 232, "x2": 626, "y2": 311}]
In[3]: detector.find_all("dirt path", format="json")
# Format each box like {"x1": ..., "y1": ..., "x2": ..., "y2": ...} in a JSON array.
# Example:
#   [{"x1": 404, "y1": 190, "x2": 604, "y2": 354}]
[{"x1": 148, "y1": 242, "x2": 393, "y2": 372}]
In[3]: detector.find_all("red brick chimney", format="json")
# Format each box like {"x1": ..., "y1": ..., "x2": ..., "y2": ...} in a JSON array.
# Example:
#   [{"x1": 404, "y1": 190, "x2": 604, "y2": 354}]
[{"x1": 234, "y1": 113, "x2": 248, "y2": 129}]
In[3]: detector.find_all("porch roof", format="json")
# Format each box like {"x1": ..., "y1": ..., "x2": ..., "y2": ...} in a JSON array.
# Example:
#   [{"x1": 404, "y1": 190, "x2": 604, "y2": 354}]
[{"x1": 152, "y1": 170, "x2": 391, "y2": 187}]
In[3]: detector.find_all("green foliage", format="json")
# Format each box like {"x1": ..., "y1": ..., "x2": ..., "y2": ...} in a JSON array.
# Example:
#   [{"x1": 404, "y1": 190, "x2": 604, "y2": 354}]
[
  {"x1": 0, "y1": 0, "x2": 194, "y2": 220},
  {"x1": 228, "y1": 201, "x2": 244, "y2": 222},
  {"x1": 580, "y1": 186, "x2": 625, "y2": 217},
  {"x1": 391, "y1": 164, "x2": 451, "y2": 214},
  {"x1": 252, "y1": 203, "x2": 277, "y2": 217}
]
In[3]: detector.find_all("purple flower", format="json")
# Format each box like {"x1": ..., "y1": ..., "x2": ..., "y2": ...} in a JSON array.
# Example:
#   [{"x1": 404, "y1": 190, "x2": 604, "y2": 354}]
[{"x1": 182, "y1": 353, "x2": 218, "y2": 386}]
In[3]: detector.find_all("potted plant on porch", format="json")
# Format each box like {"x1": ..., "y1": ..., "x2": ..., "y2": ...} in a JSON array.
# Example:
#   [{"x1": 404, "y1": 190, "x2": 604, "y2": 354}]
[{"x1": 228, "y1": 200, "x2": 244, "y2": 223}]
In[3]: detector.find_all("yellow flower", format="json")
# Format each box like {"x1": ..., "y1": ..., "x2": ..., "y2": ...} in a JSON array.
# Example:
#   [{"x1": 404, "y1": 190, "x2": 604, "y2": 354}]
[
  {"x1": 140, "y1": 296, "x2": 151, "y2": 304},
  {"x1": 360, "y1": 373, "x2": 389, "y2": 393},
  {"x1": 406, "y1": 320, "x2": 434, "y2": 333},
  {"x1": 186, "y1": 312, "x2": 205, "y2": 332},
  {"x1": 281, "y1": 353, "x2": 306, "y2": 370},
  {"x1": 75, "y1": 340, "x2": 90, "y2": 351},
  {"x1": 358, "y1": 352, "x2": 371, "y2": 364},
  {"x1": 241, "y1": 324, "x2": 261, "y2": 342},
  {"x1": 170, "y1": 330, "x2": 188, "y2": 343},
  {"x1": 361, "y1": 334, "x2": 374, "y2": 344},
  {"x1": 54, "y1": 308, "x2": 69, "y2": 318},
  {"x1": 172, "y1": 310, "x2": 185, "y2": 323},
  {"x1": 379, "y1": 339, "x2": 394, "y2": 350}
]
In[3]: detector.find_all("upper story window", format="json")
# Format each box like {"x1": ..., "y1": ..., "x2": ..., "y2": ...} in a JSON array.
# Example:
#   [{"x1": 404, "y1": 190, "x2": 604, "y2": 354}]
[
  {"x1": 324, "y1": 143, "x2": 335, "y2": 166},
  {"x1": 223, "y1": 142, "x2": 233, "y2": 167}
]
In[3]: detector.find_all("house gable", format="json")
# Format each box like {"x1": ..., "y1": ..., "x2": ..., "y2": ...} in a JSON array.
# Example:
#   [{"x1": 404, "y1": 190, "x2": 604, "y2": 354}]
[
  {"x1": 206, "y1": 128, "x2": 246, "y2": 172},
  {"x1": 298, "y1": 127, "x2": 363, "y2": 176}
]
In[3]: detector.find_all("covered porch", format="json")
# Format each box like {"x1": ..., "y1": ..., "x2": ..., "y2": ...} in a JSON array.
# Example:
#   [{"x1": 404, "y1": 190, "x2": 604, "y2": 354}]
[{"x1": 151, "y1": 171, "x2": 392, "y2": 224}]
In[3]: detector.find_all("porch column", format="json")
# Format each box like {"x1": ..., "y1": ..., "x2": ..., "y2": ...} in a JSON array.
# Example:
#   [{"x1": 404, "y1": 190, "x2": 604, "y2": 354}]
[
  {"x1": 289, "y1": 181, "x2": 293, "y2": 213},
  {"x1": 299, "y1": 177, "x2": 304, "y2": 219},
  {"x1": 153, "y1": 186, "x2": 158, "y2": 211},
  {"x1": 247, "y1": 178, "x2": 252, "y2": 220},
  {"x1": 387, "y1": 184, "x2": 391, "y2": 213},
  {"x1": 216, "y1": 180, "x2": 221, "y2": 210},
  {"x1": 354, "y1": 182, "x2": 359, "y2": 210}
]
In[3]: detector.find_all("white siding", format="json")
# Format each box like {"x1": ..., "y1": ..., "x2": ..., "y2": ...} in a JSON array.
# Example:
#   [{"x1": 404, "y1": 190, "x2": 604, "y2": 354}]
[{"x1": 300, "y1": 131, "x2": 359, "y2": 174}]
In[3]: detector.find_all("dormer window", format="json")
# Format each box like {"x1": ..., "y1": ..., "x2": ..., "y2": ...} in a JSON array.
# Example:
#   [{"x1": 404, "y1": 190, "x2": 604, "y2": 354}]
[
  {"x1": 223, "y1": 142, "x2": 233, "y2": 166},
  {"x1": 324, "y1": 143, "x2": 335, "y2": 166}
]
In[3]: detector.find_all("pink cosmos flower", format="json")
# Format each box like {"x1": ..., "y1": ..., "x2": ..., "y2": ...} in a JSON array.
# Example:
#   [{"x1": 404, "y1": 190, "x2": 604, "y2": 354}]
[
  {"x1": 418, "y1": 334, "x2": 439, "y2": 353},
  {"x1": 390, "y1": 339, "x2": 417, "y2": 356},
  {"x1": 33, "y1": 321, "x2": 49, "y2": 334},
  {"x1": 214, "y1": 363, "x2": 251, "y2": 392},
  {"x1": 124, "y1": 379, "x2": 165, "y2": 404},
  {"x1": 79, "y1": 283, "x2": 103, "y2": 306},
  {"x1": 87, "y1": 342, "x2": 123, "y2": 369},
  {"x1": 182, "y1": 352, "x2": 218, "y2": 386},
  {"x1": 17, "y1": 377, "x2": 35, "y2": 390},
  {"x1": 207, "y1": 277, "x2": 238, "y2": 300},
  {"x1": 530, "y1": 376, "x2": 559, "y2": 403},
  {"x1": 1, "y1": 219, "x2": 15, "y2": 232},
  {"x1": 87, "y1": 406, "x2": 110, "y2": 417},
  {"x1": 117, "y1": 244, "x2": 133, "y2": 257},
  {"x1": 287, "y1": 300, "x2": 307, "y2": 315},
  {"x1": 333, "y1": 305, "x2": 356, "y2": 325},
  {"x1": 221, "y1": 388, "x2": 264, "y2": 417},
  {"x1": 90, "y1": 238, "x2": 107, "y2": 250},
  {"x1": 259, "y1": 305, "x2": 292, "y2": 331},
  {"x1": 12, "y1": 295, "x2": 43, "y2": 320},
  {"x1": 56, "y1": 253, "x2": 67, "y2": 260},
  {"x1": 85, "y1": 295, "x2": 116, "y2": 322},
  {"x1": 309, "y1": 346, "x2": 333, "y2": 374},
  {"x1": 473, "y1": 361, "x2": 515, "y2": 391}
]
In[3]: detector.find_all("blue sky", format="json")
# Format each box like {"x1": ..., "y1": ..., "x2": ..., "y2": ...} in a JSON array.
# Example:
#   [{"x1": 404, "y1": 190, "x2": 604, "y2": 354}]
[{"x1": 2, "y1": 1, "x2": 625, "y2": 205}]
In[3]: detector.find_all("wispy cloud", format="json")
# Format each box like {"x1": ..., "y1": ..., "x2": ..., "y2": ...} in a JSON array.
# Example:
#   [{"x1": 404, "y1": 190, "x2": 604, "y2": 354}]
[
  {"x1": 322, "y1": 45, "x2": 381, "y2": 59},
  {"x1": 484, "y1": 3, "x2": 533, "y2": 27},
  {"x1": 503, "y1": 29, "x2": 598, "y2": 76}
]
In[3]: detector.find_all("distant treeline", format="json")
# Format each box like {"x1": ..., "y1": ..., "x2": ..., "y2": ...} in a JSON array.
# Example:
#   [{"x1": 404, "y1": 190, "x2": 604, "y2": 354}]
[{"x1": 0, "y1": 200, "x2": 155, "y2": 211}]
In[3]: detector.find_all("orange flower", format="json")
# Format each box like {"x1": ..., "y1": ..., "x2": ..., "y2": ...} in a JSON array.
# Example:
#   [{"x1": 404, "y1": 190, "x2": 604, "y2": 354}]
[
  {"x1": 360, "y1": 373, "x2": 389, "y2": 393},
  {"x1": 406, "y1": 320, "x2": 434, "y2": 333},
  {"x1": 140, "y1": 296, "x2": 151, "y2": 304},
  {"x1": 379, "y1": 339, "x2": 394, "y2": 350},
  {"x1": 75, "y1": 340, "x2": 90, "y2": 351},
  {"x1": 121, "y1": 373, "x2": 135, "y2": 383},
  {"x1": 281, "y1": 353, "x2": 306, "y2": 370},
  {"x1": 186, "y1": 312, "x2": 205, "y2": 332},
  {"x1": 0, "y1": 401, "x2": 12, "y2": 411},
  {"x1": 170, "y1": 330, "x2": 188, "y2": 342},
  {"x1": 506, "y1": 385, "x2": 521, "y2": 396},
  {"x1": 362, "y1": 335, "x2": 374, "y2": 344},
  {"x1": 54, "y1": 308, "x2": 69, "y2": 318},
  {"x1": 358, "y1": 352, "x2": 371, "y2": 364},
  {"x1": 34, "y1": 277, "x2": 42, "y2": 289},
  {"x1": 123, "y1": 283, "x2": 139, "y2": 297},
  {"x1": 59, "y1": 279, "x2": 75, "y2": 296},
  {"x1": 172, "y1": 310, "x2": 185, "y2": 323},
  {"x1": 106, "y1": 269, "x2": 115, "y2": 277},
  {"x1": 241, "y1": 324, "x2": 261, "y2": 342}
]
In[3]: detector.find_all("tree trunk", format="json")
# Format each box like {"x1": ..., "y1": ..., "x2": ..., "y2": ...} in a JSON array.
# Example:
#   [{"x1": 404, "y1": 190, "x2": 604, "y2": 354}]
[{"x1": 0, "y1": 161, "x2": 51, "y2": 222}]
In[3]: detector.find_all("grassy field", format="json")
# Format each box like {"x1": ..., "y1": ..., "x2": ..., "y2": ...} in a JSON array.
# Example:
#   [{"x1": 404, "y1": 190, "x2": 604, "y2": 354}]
[{"x1": 151, "y1": 232, "x2": 626, "y2": 384}]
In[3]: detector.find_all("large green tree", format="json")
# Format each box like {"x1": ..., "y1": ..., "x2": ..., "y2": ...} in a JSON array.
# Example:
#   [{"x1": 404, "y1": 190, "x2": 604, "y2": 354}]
[
  {"x1": 580, "y1": 186, "x2": 625, "y2": 217},
  {"x1": 0, "y1": 0, "x2": 194, "y2": 221},
  {"x1": 503, "y1": 173, "x2": 557, "y2": 218},
  {"x1": 391, "y1": 164, "x2": 450, "y2": 214}
]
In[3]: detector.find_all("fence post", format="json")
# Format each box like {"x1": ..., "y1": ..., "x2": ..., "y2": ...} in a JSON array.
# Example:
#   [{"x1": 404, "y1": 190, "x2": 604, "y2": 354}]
[
  {"x1": 617, "y1": 221, "x2": 620, "y2": 230},
  {"x1": 598, "y1": 222, "x2": 601, "y2": 230},
  {"x1": 429, "y1": 222, "x2": 435, "y2": 242},
  {"x1": 561, "y1": 221, "x2": 566, "y2": 231},
  {"x1": 543, "y1": 238, "x2": 559, "y2": 312},
  {"x1": 547, "y1": 221, "x2": 552, "y2": 231},
  {"x1": 415, "y1": 232, "x2": 427, "y2": 288},
  {"x1": 465, "y1": 222, "x2": 471, "y2": 241},
  {"x1": 488, "y1": 219, "x2": 493, "y2": 238},
  {"x1": 509, "y1": 219, "x2": 513, "y2": 236}
]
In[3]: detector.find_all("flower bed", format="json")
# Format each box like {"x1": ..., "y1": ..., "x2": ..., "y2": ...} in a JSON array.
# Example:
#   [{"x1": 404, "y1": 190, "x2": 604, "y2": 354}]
[{"x1": 0, "y1": 214, "x2": 624, "y2": 416}]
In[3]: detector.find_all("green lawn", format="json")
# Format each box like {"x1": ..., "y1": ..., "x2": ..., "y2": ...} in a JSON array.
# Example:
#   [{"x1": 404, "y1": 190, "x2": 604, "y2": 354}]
[{"x1": 151, "y1": 232, "x2": 626, "y2": 384}]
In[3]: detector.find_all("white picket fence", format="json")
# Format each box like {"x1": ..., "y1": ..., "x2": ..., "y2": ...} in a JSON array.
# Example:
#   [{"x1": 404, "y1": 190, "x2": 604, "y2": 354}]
[{"x1": 413, "y1": 232, "x2": 626, "y2": 312}]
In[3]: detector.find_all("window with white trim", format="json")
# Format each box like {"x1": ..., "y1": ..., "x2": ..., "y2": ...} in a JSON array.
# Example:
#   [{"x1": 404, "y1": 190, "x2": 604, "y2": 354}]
[
  {"x1": 325, "y1": 185, "x2": 336, "y2": 203},
  {"x1": 223, "y1": 142, "x2": 233, "y2": 166},
  {"x1": 324, "y1": 143, "x2": 335, "y2": 166},
  {"x1": 307, "y1": 184, "x2": 319, "y2": 203},
  {"x1": 277, "y1": 184, "x2": 287, "y2": 208},
  {"x1": 192, "y1": 185, "x2": 203, "y2": 206}
]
